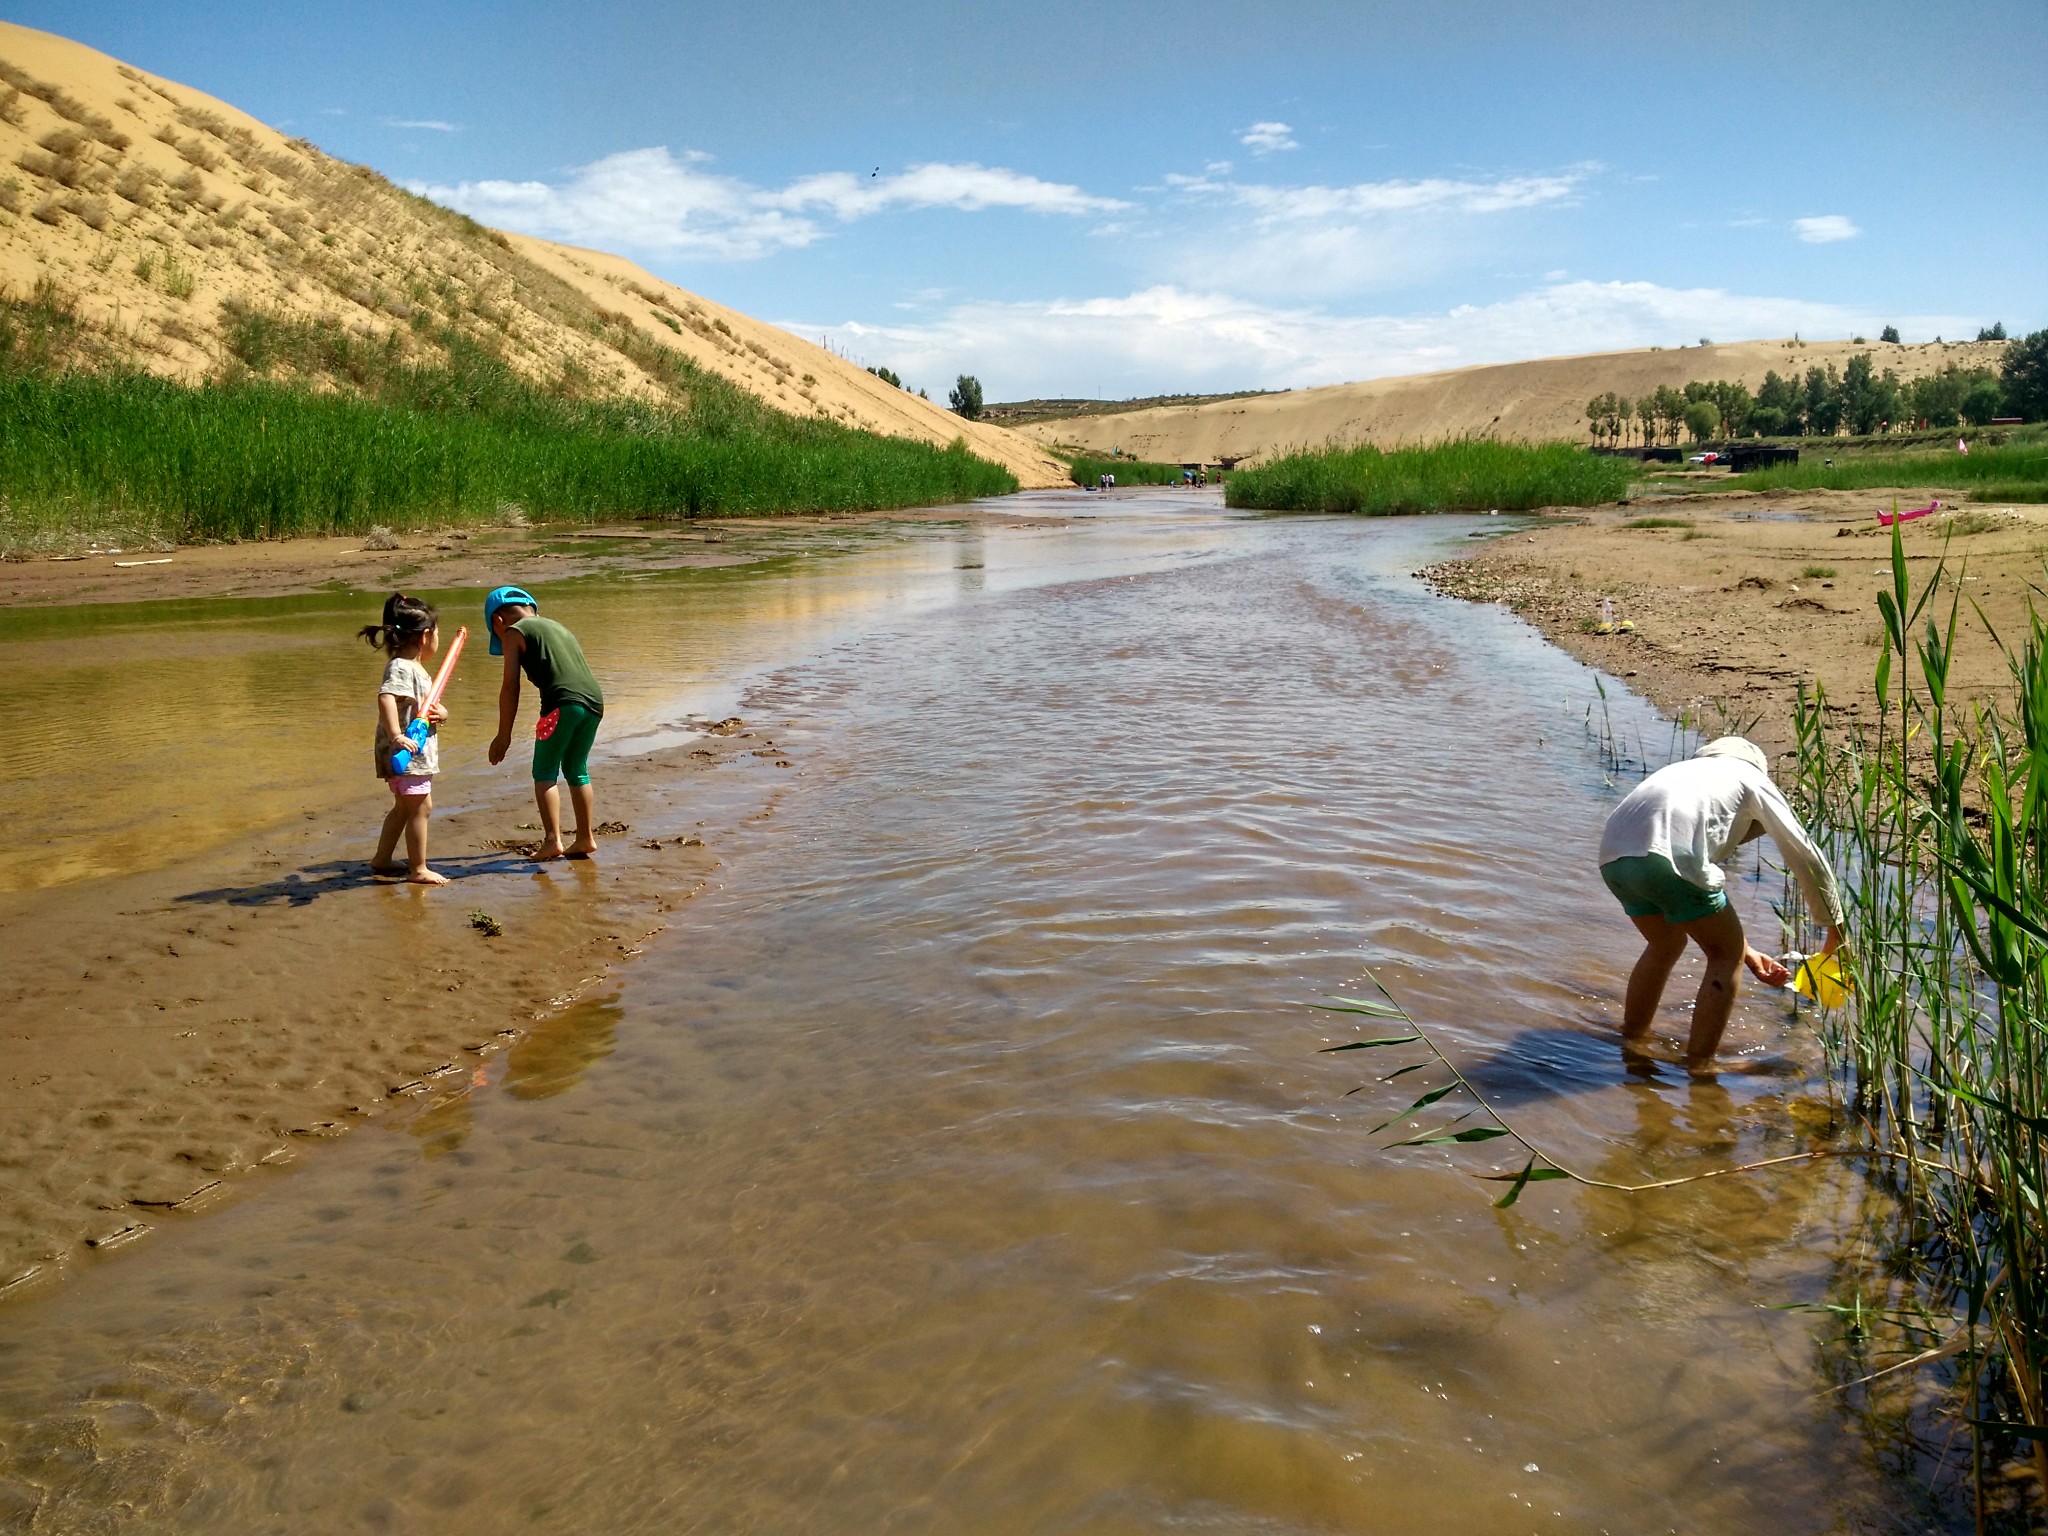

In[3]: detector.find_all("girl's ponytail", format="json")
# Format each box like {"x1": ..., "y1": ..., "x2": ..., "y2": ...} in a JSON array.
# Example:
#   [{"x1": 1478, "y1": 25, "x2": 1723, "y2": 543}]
[{"x1": 359, "y1": 592, "x2": 439, "y2": 652}]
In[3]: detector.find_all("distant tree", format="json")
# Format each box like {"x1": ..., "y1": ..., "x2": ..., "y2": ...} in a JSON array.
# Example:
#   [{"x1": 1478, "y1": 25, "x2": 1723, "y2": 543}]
[
  {"x1": 1961, "y1": 377, "x2": 2004, "y2": 427},
  {"x1": 1841, "y1": 352, "x2": 1901, "y2": 435},
  {"x1": 1977, "y1": 322, "x2": 2008, "y2": 343},
  {"x1": 1879, "y1": 325, "x2": 1901, "y2": 344},
  {"x1": 2002, "y1": 330, "x2": 2048, "y2": 421},
  {"x1": 866, "y1": 364, "x2": 902, "y2": 388},
  {"x1": 1909, "y1": 367, "x2": 1965, "y2": 429},
  {"x1": 949, "y1": 374, "x2": 984, "y2": 420},
  {"x1": 1682, "y1": 400, "x2": 1721, "y2": 442},
  {"x1": 1584, "y1": 392, "x2": 1612, "y2": 444},
  {"x1": 1650, "y1": 384, "x2": 1687, "y2": 444},
  {"x1": 1709, "y1": 379, "x2": 1754, "y2": 437},
  {"x1": 1804, "y1": 364, "x2": 1845, "y2": 436},
  {"x1": 1618, "y1": 396, "x2": 1635, "y2": 446},
  {"x1": 1755, "y1": 369, "x2": 1802, "y2": 436}
]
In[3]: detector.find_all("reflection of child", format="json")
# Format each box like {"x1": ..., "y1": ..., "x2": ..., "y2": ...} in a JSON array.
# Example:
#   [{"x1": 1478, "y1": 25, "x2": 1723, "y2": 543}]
[
  {"x1": 484, "y1": 585, "x2": 605, "y2": 861},
  {"x1": 1598, "y1": 736, "x2": 1844, "y2": 1068},
  {"x1": 361, "y1": 593, "x2": 450, "y2": 885}
]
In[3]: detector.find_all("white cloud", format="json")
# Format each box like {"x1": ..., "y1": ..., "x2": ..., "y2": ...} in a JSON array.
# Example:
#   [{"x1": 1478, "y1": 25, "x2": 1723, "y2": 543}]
[
  {"x1": 1153, "y1": 166, "x2": 1592, "y2": 300},
  {"x1": 1240, "y1": 121, "x2": 1299, "y2": 154},
  {"x1": 788, "y1": 280, "x2": 1973, "y2": 402},
  {"x1": 1794, "y1": 214, "x2": 1860, "y2": 243},
  {"x1": 385, "y1": 118, "x2": 460, "y2": 133},
  {"x1": 414, "y1": 149, "x2": 1122, "y2": 260},
  {"x1": 770, "y1": 163, "x2": 1126, "y2": 219}
]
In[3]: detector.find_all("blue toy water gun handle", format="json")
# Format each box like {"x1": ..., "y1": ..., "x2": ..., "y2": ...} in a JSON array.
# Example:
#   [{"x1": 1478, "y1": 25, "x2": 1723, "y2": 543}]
[{"x1": 389, "y1": 717, "x2": 432, "y2": 775}]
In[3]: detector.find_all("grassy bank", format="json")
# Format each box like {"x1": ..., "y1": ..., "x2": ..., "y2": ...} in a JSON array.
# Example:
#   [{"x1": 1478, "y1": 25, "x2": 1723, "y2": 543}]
[
  {"x1": 0, "y1": 297, "x2": 1017, "y2": 552},
  {"x1": 1725, "y1": 434, "x2": 2048, "y2": 499},
  {"x1": 1224, "y1": 439, "x2": 1632, "y2": 514},
  {"x1": 1067, "y1": 455, "x2": 1190, "y2": 487}
]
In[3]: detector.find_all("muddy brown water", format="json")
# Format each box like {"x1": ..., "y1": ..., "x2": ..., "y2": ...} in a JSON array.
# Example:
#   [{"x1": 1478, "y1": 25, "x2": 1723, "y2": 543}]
[{"x1": 0, "y1": 493, "x2": 1904, "y2": 1532}]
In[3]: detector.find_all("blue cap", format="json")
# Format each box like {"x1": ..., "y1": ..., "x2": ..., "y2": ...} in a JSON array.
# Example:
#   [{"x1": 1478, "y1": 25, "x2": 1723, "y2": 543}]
[{"x1": 484, "y1": 585, "x2": 537, "y2": 654}]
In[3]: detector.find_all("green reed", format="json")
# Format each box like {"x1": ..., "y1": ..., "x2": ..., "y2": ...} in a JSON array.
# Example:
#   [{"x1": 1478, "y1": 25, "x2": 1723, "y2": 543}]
[
  {"x1": 1224, "y1": 437, "x2": 1632, "y2": 515},
  {"x1": 1066, "y1": 455, "x2": 1192, "y2": 487},
  {"x1": 0, "y1": 357, "x2": 1016, "y2": 551},
  {"x1": 1788, "y1": 522, "x2": 2048, "y2": 1501}
]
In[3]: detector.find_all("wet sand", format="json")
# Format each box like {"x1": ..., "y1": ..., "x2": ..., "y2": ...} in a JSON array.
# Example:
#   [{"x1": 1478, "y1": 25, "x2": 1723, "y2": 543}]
[
  {"x1": 0, "y1": 502, "x2": 1075, "y2": 1293},
  {"x1": 1421, "y1": 485, "x2": 2048, "y2": 754},
  {"x1": 0, "y1": 714, "x2": 763, "y2": 1293}
]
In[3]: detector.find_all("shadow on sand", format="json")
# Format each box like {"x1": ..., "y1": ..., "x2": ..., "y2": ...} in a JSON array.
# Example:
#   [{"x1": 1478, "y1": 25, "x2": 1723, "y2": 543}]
[{"x1": 175, "y1": 852, "x2": 525, "y2": 908}]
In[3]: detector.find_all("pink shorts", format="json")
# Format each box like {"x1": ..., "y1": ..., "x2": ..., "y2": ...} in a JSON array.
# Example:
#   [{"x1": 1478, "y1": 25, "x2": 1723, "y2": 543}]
[{"x1": 389, "y1": 773, "x2": 433, "y2": 798}]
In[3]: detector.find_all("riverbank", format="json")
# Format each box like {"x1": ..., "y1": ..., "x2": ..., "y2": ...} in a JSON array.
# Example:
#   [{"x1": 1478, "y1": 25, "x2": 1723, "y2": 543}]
[
  {"x1": 1419, "y1": 485, "x2": 2048, "y2": 755},
  {"x1": 0, "y1": 502, "x2": 1064, "y2": 609}
]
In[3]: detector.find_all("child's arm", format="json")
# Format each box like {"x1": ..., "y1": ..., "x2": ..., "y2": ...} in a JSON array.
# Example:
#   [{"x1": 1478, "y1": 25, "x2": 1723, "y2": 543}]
[
  {"x1": 487, "y1": 630, "x2": 523, "y2": 766},
  {"x1": 378, "y1": 691, "x2": 408, "y2": 748}
]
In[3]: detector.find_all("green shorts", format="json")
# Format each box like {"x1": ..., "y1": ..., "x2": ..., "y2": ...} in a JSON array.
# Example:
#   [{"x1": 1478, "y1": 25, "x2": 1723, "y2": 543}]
[
  {"x1": 533, "y1": 702, "x2": 601, "y2": 786},
  {"x1": 1601, "y1": 854, "x2": 1728, "y2": 925}
]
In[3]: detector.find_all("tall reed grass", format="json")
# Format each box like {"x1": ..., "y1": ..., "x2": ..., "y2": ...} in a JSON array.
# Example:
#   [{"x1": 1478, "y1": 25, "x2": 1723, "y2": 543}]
[
  {"x1": 0, "y1": 302, "x2": 1016, "y2": 550},
  {"x1": 1783, "y1": 526, "x2": 2048, "y2": 1507},
  {"x1": 1726, "y1": 437, "x2": 2048, "y2": 499},
  {"x1": 1225, "y1": 438, "x2": 1632, "y2": 514}
]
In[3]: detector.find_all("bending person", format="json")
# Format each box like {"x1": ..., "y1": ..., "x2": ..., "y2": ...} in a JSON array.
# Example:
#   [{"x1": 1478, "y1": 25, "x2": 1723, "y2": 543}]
[{"x1": 1598, "y1": 736, "x2": 1845, "y2": 1067}]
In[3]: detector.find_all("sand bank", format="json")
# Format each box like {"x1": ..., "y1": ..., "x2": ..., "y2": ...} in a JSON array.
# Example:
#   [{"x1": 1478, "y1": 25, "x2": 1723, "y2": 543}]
[{"x1": 1420, "y1": 487, "x2": 2048, "y2": 754}]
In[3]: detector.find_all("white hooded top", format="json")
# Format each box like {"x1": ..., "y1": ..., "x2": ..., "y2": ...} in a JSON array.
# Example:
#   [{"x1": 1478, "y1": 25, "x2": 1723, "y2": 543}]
[{"x1": 1599, "y1": 754, "x2": 1845, "y2": 928}]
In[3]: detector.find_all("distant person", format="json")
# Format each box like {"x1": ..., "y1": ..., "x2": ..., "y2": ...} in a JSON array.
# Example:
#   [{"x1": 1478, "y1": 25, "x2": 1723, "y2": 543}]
[
  {"x1": 360, "y1": 592, "x2": 450, "y2": 885},
  {"x1": 485, "y1": 586, "x2": 606, "y2": 860},
  {"x1": 1598, "y1": 736, "x2": 1845, "y2": 1068}
]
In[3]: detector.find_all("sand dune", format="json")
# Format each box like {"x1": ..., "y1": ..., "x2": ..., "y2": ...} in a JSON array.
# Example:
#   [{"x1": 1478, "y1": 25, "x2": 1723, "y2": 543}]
[
  {"x1": 1021, "y1": 338, "x2": 2009, "y2": 466},
  {"x1": 0, "y1": 21, "x2": 1066, "y2": 488}
]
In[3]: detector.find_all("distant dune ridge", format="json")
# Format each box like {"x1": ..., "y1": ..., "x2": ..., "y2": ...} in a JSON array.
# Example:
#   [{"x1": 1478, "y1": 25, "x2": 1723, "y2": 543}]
[
  {"x1": 0, "y1": 21, "x2": 1067, "y2": 488},
  {"x1": 1021, "y1": 338, "x2": 2010, "y2": 467}
]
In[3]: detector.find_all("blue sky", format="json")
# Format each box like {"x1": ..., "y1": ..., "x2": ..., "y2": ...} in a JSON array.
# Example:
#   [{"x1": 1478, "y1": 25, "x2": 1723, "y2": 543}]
[{"x1": 9, "y1": 1, "x2": 2044, "y2": 399}]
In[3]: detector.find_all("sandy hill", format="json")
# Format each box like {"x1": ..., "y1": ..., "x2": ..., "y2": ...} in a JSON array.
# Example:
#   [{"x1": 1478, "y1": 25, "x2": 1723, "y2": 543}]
[
  {"x1": 0, "y1": 21, "x2": 1065, "y2": 488},
  {"x1": 1023, "y1": 338, "x2": 2009, "y2": 466}
]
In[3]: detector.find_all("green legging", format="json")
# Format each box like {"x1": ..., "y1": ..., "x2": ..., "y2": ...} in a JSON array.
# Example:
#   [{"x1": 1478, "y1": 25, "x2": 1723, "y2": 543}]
[{"x1": 532, "y1": 702, "x2": 601, "y2": 786}]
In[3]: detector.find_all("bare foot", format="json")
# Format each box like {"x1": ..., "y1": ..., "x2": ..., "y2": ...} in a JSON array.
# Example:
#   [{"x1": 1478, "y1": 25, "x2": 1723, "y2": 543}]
[
  {"x1": 408, "y1": 868, "x2": 451, "y2": 886},
  {"x1": 532, "y1": 842, "x2": 566, "y2": 861},
  {"x1": 565, "y1": 839, "x2": 598, "y2": 859},
  {"x1": 371, "y1": 861, "x2": 406, "y2": 877}
]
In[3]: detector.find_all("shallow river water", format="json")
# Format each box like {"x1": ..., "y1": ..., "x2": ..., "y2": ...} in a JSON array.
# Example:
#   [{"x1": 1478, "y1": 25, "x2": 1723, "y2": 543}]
[{"x1": 0, "y1": 493, "x2": 1900, "y2": 1532}]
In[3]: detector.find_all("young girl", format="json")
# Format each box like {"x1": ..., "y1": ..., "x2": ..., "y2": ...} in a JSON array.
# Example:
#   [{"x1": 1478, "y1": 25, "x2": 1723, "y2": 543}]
[{"x1": 361, "y1": 593, "x2": 451, "y2": 885}]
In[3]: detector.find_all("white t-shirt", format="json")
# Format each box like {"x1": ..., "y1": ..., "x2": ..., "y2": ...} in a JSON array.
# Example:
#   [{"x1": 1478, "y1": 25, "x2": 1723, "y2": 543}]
[
  {"x1": 374, "y1": 656, "x2": 439, "y2": 777},
  {"x1": 1599, "y1": 754, "x2": 1844, "y2": 927}
]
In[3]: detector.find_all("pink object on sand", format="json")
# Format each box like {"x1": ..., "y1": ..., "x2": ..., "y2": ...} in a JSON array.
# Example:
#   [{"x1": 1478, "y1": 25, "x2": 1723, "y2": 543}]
[{"x1": 1878, "y1": 500, "x2": 1940, "y2": 528}]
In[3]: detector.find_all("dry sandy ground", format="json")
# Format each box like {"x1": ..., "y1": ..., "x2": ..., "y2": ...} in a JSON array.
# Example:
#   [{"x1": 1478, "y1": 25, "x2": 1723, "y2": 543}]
[
  {"x1": 0, "y1": 22, "x2": 1065, "y2": 489},
  {"x1": 1419, "y1": 488, "x2": 2048, "y2": 759},
  {"x1": 1023, "y1": 339, "x2": 2007, "y2": 466}
]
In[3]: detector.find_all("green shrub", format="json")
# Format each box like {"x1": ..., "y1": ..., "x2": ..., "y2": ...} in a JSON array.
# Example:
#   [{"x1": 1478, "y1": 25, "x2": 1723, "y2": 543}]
[{"x1": 1225, "y1": 438, "x2": 1631, "y2": 515}]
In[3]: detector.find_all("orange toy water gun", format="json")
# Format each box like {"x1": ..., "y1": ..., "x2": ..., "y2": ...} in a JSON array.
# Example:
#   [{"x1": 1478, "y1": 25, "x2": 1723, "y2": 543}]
[{"x1": 391, "y1": 625, "x2": 466, "y2": 773}]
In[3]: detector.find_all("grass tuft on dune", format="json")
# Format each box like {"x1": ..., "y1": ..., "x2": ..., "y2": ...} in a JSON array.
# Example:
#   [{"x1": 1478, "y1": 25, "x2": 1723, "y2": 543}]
[{"x1": 1223, "y1": 438, "x2": 1632, "y2": 515}]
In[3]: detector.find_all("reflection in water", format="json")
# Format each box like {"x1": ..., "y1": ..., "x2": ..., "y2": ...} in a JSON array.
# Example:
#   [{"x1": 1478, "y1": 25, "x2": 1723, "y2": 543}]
[
  {"x1": 505, "y1": 996, "x2": 624, "y2": 1101},
  {"x1": 0, "y1": 500, "x2": 1925, "y2": 1532}
]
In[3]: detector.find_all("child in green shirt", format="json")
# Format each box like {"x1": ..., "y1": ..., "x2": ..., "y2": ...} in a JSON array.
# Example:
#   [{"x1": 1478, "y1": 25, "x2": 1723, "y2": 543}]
[{"x1": 484, "y1": 585, "x2": 605, "y2": 860}]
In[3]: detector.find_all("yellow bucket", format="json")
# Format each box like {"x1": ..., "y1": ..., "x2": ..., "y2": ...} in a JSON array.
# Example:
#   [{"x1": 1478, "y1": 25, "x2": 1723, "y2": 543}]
[{"x1": 1792, "y1": 951, "x2": 1851, "y2": 1009}]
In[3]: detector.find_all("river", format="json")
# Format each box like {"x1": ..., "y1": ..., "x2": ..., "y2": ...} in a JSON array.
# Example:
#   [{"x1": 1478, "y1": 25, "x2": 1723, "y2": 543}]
[{"x1": 0, "y1": 491, "x2": 1901, "y2": 1532}]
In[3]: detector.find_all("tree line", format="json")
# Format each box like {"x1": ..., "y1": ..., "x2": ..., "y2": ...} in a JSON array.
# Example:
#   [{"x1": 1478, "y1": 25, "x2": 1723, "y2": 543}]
[{"x1": 1586, "y1": 329, "x2": 2048, "y2": 446}]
